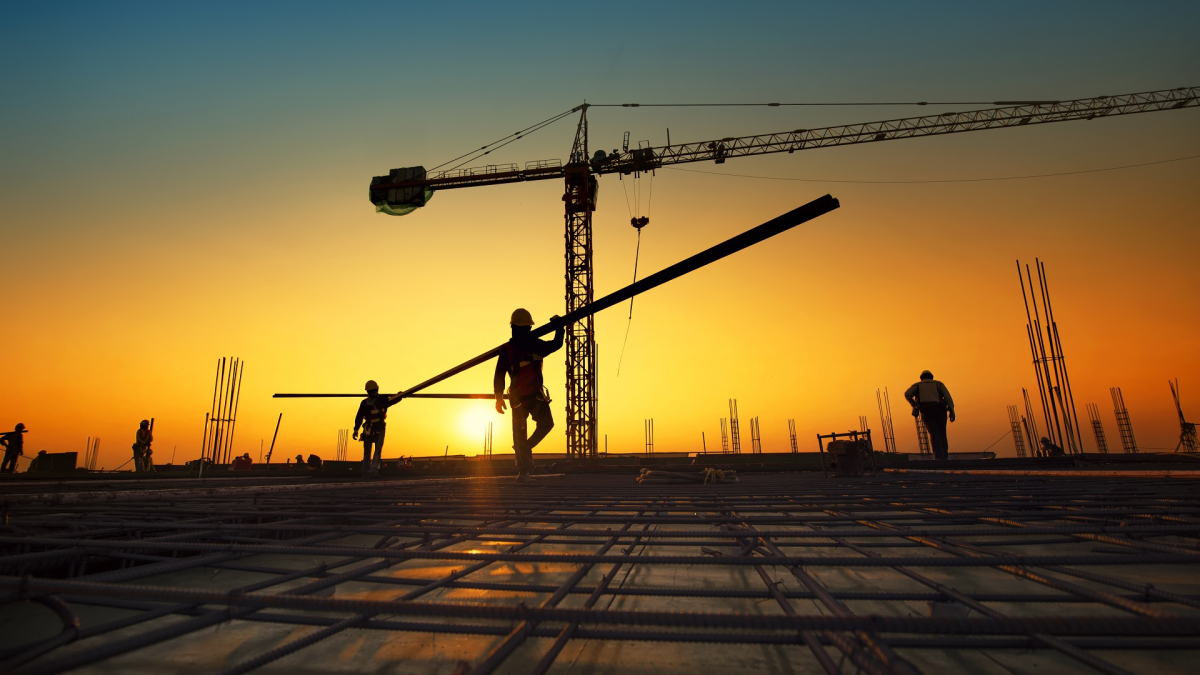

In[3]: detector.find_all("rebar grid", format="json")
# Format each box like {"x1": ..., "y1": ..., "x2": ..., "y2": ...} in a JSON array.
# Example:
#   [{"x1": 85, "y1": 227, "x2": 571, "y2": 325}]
[{"x1": 1, "y1": 472, "x2": 1198, "y2": 674}]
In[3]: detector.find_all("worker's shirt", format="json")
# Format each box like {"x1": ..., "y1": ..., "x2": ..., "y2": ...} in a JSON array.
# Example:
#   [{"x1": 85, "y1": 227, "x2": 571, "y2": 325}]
[
  {"x1": 904, "y1": 380, "x2": 954, "y2": 412},
  {"x1": 134, "y1": 429, "x2": 152, "y2": 450},
  {"x1": 0, "y1": 433, "x2": 21, "y2": 454},
  {"x1": 355, "y1": 396, "x2": 389, "y2": 435},
  {"x1": 494, "y1": 328, "x2": 565, "y2": 397}
]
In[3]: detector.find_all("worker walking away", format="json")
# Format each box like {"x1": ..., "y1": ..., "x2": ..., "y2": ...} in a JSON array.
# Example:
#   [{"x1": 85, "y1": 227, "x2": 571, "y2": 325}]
[
  {"x1": 494, "y1": 308, "x2": 564, "y2": 483},
  {"x1": 131, "y1": 420, "x2": 153, "y2": 473},
  {"x1": 904, "y1": 370, "x2": 955, "y2": 461},
  {"x1": 353, "y1": 380, "x2": 397, "y2": 477},
  {"x1": 0, "y1": 423, "x2": 26, "y2": 473}
]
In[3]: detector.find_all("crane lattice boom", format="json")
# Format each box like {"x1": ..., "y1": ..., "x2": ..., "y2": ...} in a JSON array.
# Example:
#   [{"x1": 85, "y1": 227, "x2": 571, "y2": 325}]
[{"x1": 371, "y1": 86, "x2": 1197, "y2": 199}]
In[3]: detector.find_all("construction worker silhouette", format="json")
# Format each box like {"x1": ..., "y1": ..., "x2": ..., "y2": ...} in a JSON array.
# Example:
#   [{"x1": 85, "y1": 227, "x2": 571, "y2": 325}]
[
  {"x1": 353, "y1": 380, "x2": 395, "y2": 476},
  {"x1": 495, "y1": 308, "x2": 564, "y2": 482},
  {"x1": 132, "y1": 420, "x2": 152, "y2": 473},
  {"x1": 1040, "y1": 437, "x2": 1066, "y2": 457},
  {"x1": 1, "y1": 423, "x2": 26, "y2": 473},
  {"x1": 904, "y1": 370, "x2": 955, "y2": 460}
]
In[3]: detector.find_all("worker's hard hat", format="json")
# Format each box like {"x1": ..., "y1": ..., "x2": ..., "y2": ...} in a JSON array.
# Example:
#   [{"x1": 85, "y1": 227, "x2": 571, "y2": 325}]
[
  {"x1": 140, "y1": 419, "x2": 150, "y2": 426},
  {"x1": 365, "y1": 380, "x2": 379, "y2": 392},
  {"x1": 920, "y1": 370, "x2": 934, "y2": 380},
  {"x1": 510, "y1": 308, "x2": 534, "y2": 326},
  {"x1": 14, "y1": 423, "x2": 25, "y2": 430}
]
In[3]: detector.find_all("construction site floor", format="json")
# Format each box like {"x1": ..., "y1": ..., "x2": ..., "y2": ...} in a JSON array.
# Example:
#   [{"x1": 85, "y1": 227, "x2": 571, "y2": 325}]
[{"x1": 1, "y1": 469, "x2": 1198, "y2": 674}]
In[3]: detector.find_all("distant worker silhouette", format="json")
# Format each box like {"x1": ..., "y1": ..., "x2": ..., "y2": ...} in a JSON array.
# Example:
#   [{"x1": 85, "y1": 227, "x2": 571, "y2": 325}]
[
  {"x1": 495, "y1": 308, "x2": 564, "y2": 483},
  {"x1": 904, "y1": 370, "x2": 955, "y2": 460},
  {"x1": 1040, "y1": 437, "x2": 1065, "y2": 457},
  {"x1": 353, "y1": 380, "x2": 398, "y2": 476},
  {"x1": 132, "y1": 420, "x2": 153, "y2": 473},
  {"x1": 1, "y1": 423, "x2": 26, "y2": 473}
]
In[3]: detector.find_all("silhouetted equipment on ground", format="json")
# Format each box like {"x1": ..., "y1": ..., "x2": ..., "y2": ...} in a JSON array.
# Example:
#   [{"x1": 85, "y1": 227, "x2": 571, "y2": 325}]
[
  {"x1": 202, "y1": 357, "x2": 244, "y2": 466},
  {"x1": 370, "y1": 87, "x2": 1197, "y2": 459},
  {"x1": 1110, "y1": 387, "x2": 1139, "y2": 453},
  {"x1": 816, "y1": 430, "x2": 877, "y2": 477},
  {"x1": 1017, "y1": 260, "x2": 1083, "y2": 454},
  {"x1": 1170, "y1": 379, "x2": 1197, "y2": 453},
  {"x1": 282, "y1": 197, "x2": 839, "y2": 412},
  {"x1": 25, "y1": 451, "x2": 77, "y2": 474}
]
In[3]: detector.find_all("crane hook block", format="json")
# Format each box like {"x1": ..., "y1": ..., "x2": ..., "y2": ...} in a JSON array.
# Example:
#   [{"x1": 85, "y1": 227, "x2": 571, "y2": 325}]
[
  {"x1": 369, "y1": 166, "x2": 435, "y2": 216},
  {"x1": 631, "y1": 216, "x2": 649, "y2": 229}
]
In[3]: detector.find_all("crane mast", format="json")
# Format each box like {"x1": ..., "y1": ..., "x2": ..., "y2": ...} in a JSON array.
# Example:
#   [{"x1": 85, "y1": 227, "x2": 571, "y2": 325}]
[
  {"x1": 369, "y1": 86, "x2": 1197, "y2": 460},
  {"x1": 562, "y1": 108, "x2": 598, "y2": 458}
]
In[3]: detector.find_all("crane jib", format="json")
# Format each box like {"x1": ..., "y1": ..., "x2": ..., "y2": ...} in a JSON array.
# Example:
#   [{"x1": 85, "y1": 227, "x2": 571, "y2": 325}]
[{"x1": 367, "y1": 86, "x2": 1197, "y2": 211}]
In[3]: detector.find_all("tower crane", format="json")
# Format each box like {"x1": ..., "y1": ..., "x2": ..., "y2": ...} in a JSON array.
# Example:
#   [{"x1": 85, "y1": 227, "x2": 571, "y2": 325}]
[{"x1": 369, "y1": 86, "x2": 1198, "y2": 460}]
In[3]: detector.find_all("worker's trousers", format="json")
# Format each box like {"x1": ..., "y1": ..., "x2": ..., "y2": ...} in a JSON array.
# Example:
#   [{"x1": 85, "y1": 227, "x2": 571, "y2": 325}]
[
  {"x1": 362, "y1": 429, "x2": 384, "y2": 474},
  {"x1": 133, "y1": 450, "x2": 145, "y2": 473},
  {"x1": 1, "y1": 452, "x2": 17, "y2": 473},
  {"x1": 512, "y1": 394, "x2": 553, "y2": 473},
  {"x1": 919, "y1": 404, "x2": 949, "y2": 460}
]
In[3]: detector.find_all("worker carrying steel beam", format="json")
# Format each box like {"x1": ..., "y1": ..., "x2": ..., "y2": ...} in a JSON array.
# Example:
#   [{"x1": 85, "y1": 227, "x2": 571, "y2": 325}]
[
  {"x1": 353, "y1": 380, "x2": 391, "y2": 476},
  {"x1": 132, "y1": 420, "x2": 153, "y2": 473},
  {"x1": 494, "y1": 308, "x2": 564, "y2": 483},
  {"x1": 0, "y1": 423, "x2": 26, "y2": 473},
  {"x1": 904, "y1": 370, "x2": 955, "y2": 460}
]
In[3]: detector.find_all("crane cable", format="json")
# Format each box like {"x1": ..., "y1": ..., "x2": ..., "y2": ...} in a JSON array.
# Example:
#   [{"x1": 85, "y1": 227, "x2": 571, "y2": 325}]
[
  {"x1": 616, "y1": 171, "x2": 653, "y2": 377},
  {"x1": 428, "y1": 107, "x2": 580, "y2": 174}
]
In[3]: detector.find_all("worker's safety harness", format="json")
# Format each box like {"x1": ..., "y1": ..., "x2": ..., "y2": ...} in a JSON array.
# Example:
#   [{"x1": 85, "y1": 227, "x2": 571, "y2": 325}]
[{"x1": 504, "y1": 343, "x2": 552, "y2": 404}]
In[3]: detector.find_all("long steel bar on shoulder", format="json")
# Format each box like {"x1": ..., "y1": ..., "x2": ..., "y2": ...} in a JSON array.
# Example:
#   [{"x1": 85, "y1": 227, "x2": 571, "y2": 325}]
[
  {"x1": 275, "y1": 195, "x2": 839, "y2": 403},
  {"x1": 272, "y1": 393, "x2": 507, "y2": 399}
]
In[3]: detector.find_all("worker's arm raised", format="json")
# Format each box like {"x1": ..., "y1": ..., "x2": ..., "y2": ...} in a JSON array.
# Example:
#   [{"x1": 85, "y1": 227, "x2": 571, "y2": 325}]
[
  {"x1": 536, "y1": 315, "x2": 565, "y2": 356},
  {"x1": 494, "y1": 349, "x2": 509, "y2": 414}
]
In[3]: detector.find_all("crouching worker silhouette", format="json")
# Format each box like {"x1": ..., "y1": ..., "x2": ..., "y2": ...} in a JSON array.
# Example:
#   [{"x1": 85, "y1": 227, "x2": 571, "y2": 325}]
[{"x1": 495, "y1": 308, "x2": 564, "y2": 483}]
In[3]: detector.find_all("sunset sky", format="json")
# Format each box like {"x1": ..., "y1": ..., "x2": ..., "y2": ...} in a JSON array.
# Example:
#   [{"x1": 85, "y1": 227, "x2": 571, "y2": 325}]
[{"x1": 2, "y1": 2, "x2": 1198, "y2": 469}]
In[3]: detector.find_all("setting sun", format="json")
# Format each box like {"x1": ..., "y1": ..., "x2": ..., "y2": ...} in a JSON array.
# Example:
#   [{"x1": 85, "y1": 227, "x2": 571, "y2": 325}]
[{"x1": 457, "y1": 403, "x2": 496, "y2": 451}]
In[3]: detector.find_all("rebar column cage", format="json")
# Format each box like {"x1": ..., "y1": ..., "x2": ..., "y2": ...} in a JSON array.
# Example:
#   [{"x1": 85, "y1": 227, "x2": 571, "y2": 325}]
[
  {"x1": 728, "y1": 399, "x2": 742, "y2": 454},
  {"x1": 2, "y1": 472, "x2": 1199, "y2": 674},
  {"x1": 1111, "y1": 386, "x2": 1138, "y2": 454},
  {"x1": 915, "y1": 416, "x2": 932, "y2": 455},
  {"x1": 1086, "y1": 402, "x2": 1110, "y2": 454},
  {"x1": 201, "y1": 356, "x2": 245, "y2": 467},
  {"x1": 1007, "y1": 405, "x2": 1027, "y2": 457}
]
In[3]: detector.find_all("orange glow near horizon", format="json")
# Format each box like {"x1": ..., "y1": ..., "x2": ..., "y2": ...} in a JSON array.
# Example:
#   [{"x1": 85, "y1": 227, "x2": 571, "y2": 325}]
[{"x1": 2, "y1": 6, "x2": 1198, "y2": 470}]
